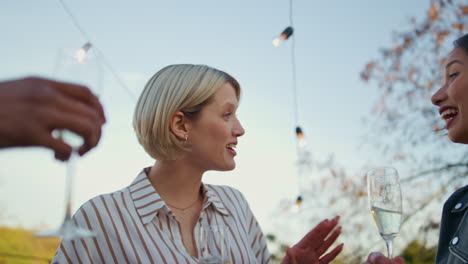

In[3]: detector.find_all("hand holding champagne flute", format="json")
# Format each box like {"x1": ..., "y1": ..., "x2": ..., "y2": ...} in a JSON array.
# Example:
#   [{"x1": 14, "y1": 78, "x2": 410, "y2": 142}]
[
  {"x1": 36, "y1": 43, "x2": 103, "y2": 240},
  {"x1": 367, "y1": 167, "x2": 402, "y2": 258}
]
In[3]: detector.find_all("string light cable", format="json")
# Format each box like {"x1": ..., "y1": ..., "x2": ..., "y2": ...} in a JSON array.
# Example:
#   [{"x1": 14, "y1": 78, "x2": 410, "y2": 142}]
[{"x1": 57, "y1": 0, "x2": 137, "y2": 101}]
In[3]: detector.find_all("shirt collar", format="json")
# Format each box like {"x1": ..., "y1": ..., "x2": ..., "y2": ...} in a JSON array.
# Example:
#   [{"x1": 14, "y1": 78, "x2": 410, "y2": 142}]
[
  {"x1": 202, "y1": 184, "x2": 230, "y2": 216},
  {"x1": 129, "y1": 169, "x2": 230, "y2": 225},
  {"x1": 129, "y1": 170, "x2": 166, "y2": 225}
]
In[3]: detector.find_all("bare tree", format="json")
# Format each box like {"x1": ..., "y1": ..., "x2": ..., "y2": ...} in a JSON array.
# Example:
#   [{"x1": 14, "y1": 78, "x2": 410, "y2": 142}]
[
  {"x1": 360, "y1": 0, "x2": 468, "y2": 247},
  {"x1": 268, "y1": 1, "x2": 468, "y2": 261}
]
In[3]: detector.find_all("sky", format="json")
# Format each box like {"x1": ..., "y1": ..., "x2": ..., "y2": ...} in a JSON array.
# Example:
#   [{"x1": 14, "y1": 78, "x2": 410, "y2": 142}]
[{"x1": 0, "y1": 0, "x2": 428, "y2": 241}]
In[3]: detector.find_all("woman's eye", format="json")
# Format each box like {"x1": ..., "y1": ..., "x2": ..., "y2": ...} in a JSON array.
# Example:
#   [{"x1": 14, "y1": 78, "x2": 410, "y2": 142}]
[
  {"x1": 223, "y1": 112, "x2": 232, "y2": 118},
  {"x1": 448, "y1": 72, "x2": 459, "y2": 79}
]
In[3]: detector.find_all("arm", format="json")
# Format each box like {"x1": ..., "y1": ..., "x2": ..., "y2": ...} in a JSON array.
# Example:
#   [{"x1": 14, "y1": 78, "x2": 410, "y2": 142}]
[{"x1": 0, "y1": 76, "x2": 105, "y2": 160}]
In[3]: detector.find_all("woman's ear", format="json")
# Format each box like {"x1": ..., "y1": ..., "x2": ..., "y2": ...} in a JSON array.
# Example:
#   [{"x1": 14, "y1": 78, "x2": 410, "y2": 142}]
[{"x1": 169, "y1": 111, "x2": 189, "y2": 141}]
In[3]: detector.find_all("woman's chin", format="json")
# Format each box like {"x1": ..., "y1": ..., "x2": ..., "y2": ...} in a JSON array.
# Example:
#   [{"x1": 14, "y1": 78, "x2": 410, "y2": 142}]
[
  {"x1": 448, "y1": 130, "x2": 468, "y2": 144},
  {"x1": 221, "y1": 162, "x2": 236, "y2": 171}
]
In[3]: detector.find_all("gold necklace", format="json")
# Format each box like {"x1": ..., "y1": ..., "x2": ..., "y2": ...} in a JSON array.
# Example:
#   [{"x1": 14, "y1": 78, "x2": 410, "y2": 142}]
[{"x1": 165, "y1": 195, "x2": 200, "y2": 213}]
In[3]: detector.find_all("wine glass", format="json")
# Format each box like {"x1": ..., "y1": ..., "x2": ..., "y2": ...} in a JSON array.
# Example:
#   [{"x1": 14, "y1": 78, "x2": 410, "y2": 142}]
[
  {"x1": 198, "y1": 225, "x2": 230, "y2": 264},
  {"x1": 36, "y1": 43, "x2": 103, "y2": 240},
  {"x1": 367, "y1": 167, "x2": 403, "y2": 258}
]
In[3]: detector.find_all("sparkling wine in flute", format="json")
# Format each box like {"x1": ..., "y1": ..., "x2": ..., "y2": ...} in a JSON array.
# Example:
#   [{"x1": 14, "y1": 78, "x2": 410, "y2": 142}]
[
  {"x1": 367, "y1": 167, "x2": 402, "y2": 258},
  {"x1": 371, "y1": 206, "x2": 402, "y2": 240}
]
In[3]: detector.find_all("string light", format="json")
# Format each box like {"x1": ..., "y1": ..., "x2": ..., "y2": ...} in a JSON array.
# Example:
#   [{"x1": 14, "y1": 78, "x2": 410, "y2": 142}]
[
  {"x1": 57, "y1": 0, "x2": 136, "y2": 100},
  {"x1": 74, "y1": 42, "x2": 92, "y2": 63},
  {"x1": 272, "y1": 26, "x2": 294, "y2": 47},
  {"x1": 274, "y1": 0, "x2": 313, "y2": 208}
]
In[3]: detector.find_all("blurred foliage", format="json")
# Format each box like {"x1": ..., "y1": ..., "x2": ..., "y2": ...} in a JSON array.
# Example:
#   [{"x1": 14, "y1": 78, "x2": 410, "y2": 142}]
[
  {"x1": 268, "y1": 235, "x2": 436, "y2": 264},
  {"x1": 0, "y1": 226, "x2": 59, "y2": 264},
  {"x1": 401, "y1": 240, "x2": 437, "y2": 264}
]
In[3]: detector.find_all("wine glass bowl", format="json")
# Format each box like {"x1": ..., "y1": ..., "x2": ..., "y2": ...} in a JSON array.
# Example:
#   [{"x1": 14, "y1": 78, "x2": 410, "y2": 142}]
[
  {"x1": 367, "y1": 167, "x2": 402, "y2": 258},
  {"x1": 198, "y1": 225, "x2": 230, "y2": 264}
]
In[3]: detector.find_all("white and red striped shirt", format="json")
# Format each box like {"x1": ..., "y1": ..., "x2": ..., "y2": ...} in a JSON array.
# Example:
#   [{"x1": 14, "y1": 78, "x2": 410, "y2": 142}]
[{"x1": 53, "y1": 169, "x2": 272, "y2": 263}]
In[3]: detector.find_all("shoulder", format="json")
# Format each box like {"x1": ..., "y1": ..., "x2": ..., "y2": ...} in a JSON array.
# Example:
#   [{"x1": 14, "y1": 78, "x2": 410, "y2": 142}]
[
  {"x1": 444, "y1": 185, "x2": 468, "y2": 206},
  {"x1": 450, "y1": 184, "x2": 468, "y2": 196},
  {"x1": 74, "y1": 188, "x2": 129, "y2": 220}
]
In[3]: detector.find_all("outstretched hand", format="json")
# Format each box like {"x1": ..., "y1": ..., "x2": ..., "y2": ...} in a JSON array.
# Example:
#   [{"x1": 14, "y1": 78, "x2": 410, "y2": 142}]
[
  {"x1": 0, "y1": 76, "x2": 106, "y2": 160},
  {"x1": 362, "y1": 252, "x2": 405, "y2": 264},
  {"x1": 281, "y1": 216, "x2": 344, "y2": 264}
]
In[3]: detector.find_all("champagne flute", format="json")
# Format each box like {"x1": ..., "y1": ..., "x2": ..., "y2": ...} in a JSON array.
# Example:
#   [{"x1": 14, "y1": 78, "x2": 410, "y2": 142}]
[
  {"x1": 198, "y1": 225, "x2": 230, "y2": 264},
  {"x1": 36, "y1": 43, "x2": 103, "y2": 240},
  {"x1": 367, "y1": 167, "x2": 402, "y2": 258}
]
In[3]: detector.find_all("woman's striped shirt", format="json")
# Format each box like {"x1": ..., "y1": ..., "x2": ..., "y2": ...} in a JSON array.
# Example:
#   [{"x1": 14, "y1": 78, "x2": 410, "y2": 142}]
[{"x1": 52, "y1": 169, "x2": 272, "y2": 264}]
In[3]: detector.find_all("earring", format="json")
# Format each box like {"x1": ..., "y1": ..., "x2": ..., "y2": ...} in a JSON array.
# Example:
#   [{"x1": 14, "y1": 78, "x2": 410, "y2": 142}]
[{"x1": 185, "y1": 134, "x2": 188, "y2": 142}]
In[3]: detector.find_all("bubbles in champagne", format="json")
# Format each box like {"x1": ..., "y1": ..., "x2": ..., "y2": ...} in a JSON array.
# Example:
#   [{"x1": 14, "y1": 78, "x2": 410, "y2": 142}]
[{"x1": 371, "y1": 206, "x2": 402, "y2": 240}]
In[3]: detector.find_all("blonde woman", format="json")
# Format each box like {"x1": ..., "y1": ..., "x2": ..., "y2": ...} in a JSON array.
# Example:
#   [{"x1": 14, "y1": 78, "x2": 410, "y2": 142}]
[{"x1": 53, "y1": 64, "x2": 343, "y2": 263}]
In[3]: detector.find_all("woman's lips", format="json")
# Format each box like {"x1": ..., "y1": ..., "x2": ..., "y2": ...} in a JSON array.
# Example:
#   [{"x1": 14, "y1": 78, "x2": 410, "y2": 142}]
[
  {"x1": 440, "y1": 107, "x2": 458, "y2": 130},
  {"x1": 445, "y1": 114, "x2": 457, "y2": 130}
]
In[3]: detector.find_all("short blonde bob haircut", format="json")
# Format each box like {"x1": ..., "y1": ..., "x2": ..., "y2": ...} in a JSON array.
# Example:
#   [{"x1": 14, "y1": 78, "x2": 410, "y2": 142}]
[{"x1": 133, "y1": 64, "x2": 240, "y2": 160}]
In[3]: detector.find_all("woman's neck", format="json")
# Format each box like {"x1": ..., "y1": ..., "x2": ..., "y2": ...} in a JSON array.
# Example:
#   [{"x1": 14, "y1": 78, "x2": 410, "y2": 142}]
[{"x1": 148, "y1": 159, "x2": 204, "y2": 208}]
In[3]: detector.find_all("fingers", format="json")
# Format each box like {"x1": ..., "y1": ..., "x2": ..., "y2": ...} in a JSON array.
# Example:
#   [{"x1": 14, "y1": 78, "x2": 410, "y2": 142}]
[
  {"x1": 296, "y1": 216, "x2": 340, "y2": 250},
  {"x1": 45, "y1": 78, "x2": 106, "y2": 123},
  {"x1": 43, "y1": 88, "x2": 104, "y2": 155},
  {"x1": 285, "y1": 248, "x2": 298, "y2": 264},
  {"x1": 39, "y1": 107, "x2": 101, "y2": 154},
  {"x1": 316, "y1": 226, "x2": 341, "y2": 256},
  {"x1": 36, "y1": 132, "x2": 73, "y2": 161},
  {"x1": 0, "y1": 77, "x2": 105, "y2": 159},
  {"x1": 319, "y1": 243, "x2": 344, "y2": 264},
  {"x1": 78, "y1": 123, "x2": 102, "y2": 156},
  {"x1": 364, "y1": 252, "x2": 404, "y2": 264}
]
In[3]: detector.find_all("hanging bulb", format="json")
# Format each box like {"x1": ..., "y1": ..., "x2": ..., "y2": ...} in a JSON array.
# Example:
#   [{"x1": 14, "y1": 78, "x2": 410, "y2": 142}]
[
  {"x1": 295, "y1": 195, "x2": 303, "y2": 206},
  {"x1": 295, "y1": 126, "x2": 303, "y2": 139},
  {"x1": 296, "y1": 126, "x2": 308, "y2": 148},
  {"x1": 74, "y1": 42, "x2": 92, "y2": 63},
  {"x1": 272, "y1": 26, "x2": 294, "y2": 47}
]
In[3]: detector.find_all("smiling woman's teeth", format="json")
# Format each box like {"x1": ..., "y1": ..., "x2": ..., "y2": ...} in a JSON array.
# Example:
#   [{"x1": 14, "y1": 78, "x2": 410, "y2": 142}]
[{"x1": 441, "y1": 109, "x2": 458, "y2": 120}]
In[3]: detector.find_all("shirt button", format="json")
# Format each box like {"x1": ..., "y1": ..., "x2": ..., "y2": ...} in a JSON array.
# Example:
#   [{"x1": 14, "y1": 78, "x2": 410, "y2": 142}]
[
  {"x1": 452, "y1": 237, "x2": 459, "y2": 245},
  {"x1": 454, "y1": 203, "x2": 462, "y2": 210}
]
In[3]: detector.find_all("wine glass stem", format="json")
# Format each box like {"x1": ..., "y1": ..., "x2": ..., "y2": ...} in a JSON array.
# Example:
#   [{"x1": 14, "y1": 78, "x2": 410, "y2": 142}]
[
  {"x1": 385, "y1": 238, "x2": 393, "y2": 258},
  {"x1": 63, "y1": 150, "x2": 77, "y2": 222}
]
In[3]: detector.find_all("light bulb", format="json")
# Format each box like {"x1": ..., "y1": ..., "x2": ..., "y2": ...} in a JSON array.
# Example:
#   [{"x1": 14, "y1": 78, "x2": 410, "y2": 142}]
[
  {"x1": 74, "y1": 42, "x2": 92, "y2": 63},
  {"x1": 272, "y1": 37, "x2": 283, "y2": 47},
  {"x1": 272, "y1": 26, "x2": 294, "y2": 47}
]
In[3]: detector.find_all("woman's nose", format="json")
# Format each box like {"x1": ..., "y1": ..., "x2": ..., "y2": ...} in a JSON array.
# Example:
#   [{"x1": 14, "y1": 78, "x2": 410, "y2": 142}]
[
  {"x1": 233, "y1": 120, "x2": 245, "y2": 137},
  {"x1": 431, "y1": 84, "x2": 447, "y2": 106}
]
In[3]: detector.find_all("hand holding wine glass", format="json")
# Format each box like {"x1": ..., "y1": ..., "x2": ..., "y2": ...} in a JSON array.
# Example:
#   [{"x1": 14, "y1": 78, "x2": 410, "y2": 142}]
[
  {"x1": 367, "y1": 167, "x2": 403, "y2": 258},
  {"x1": 36, "y1": 43, "x2": 104, "y2": 240},
  {"x1": 0, "y1": 76, "x2": 105, "y2": 160}
]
